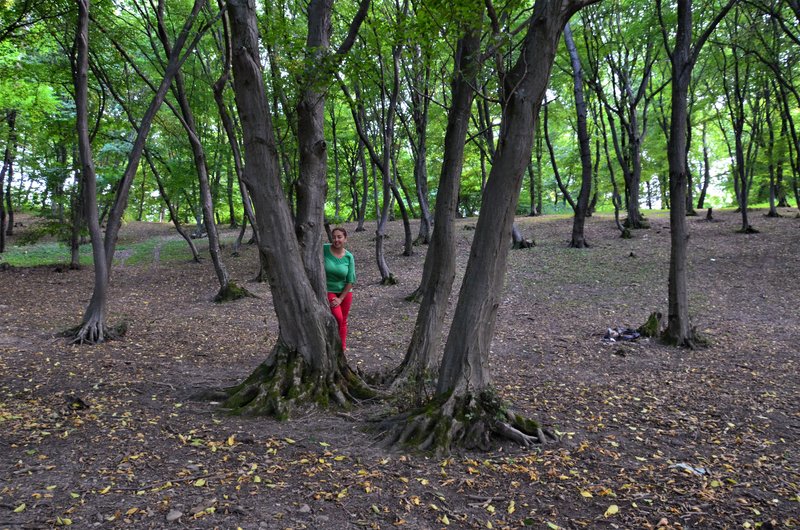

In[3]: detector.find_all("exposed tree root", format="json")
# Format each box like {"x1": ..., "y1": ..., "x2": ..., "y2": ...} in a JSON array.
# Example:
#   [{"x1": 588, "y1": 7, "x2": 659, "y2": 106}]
[
  {"x1": 620, "y1": 228, "x2": 632, "y2": 239},
  {"x1": 511, "y1": 238, "x2": 535, "y2": 249},
  {"x1": 67, "y1": 319, "x2": 127, "y2": 345},
  {"x1": 623, "y1": 217, "x2": 650, "y2": 230},
  {"x1": 213, "y1": 281, "x2": 255, "y2": 303},
  {"x1": 221, "y1": 343, "x2": 376, "y2": 419},
  {"x1": 380, "y1": 274, "x2": 398, "y2": 286},
  {"x1": 569, "y1": 240, "x2": 589, "y2": 249},
  {"x1": 737, "y1": 225, "x2": 760, "y2": 234},
  {"x1": 377, "y1": 390, "x2": 557, "y2": 456}
]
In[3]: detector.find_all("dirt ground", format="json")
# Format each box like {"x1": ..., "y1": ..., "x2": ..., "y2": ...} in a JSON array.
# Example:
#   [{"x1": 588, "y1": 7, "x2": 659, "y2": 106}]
[{"x1": 1, "y1": 208, "x2": 798, "y2": 530}]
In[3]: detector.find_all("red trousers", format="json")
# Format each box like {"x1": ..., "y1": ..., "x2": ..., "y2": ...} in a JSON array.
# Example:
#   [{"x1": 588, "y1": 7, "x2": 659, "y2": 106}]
[{"x1": 327, "y1": 292, "x2": 353, "y2": 350}]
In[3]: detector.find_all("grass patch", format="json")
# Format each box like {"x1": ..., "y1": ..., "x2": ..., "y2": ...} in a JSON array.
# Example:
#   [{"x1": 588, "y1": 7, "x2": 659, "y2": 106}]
[{"x1": 0, "y1": 243, "x2": 93, "y2": 268}]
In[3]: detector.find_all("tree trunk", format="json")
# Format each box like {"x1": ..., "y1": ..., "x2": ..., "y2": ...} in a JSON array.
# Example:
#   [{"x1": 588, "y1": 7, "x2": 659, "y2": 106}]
[
  {"x1": 390, "y1": 165, "x2": 414, "y2": 257},
  {"x1": 563, "y1": 23, "x2": 592, "y2": 248},
  {"x1": 72, "y1": 0, "x2": 112, "y2": 343},
  {"x1": 764, "y1": 91, "x2": 780, "y2": 218},
  {"x1": 72, "y1": 0, "x2": 210, "y2": 343},
  {"x1": 696, "y1": 121, "x2": 711, "y2": 209},
  {"x1": 662, "y1": 0, "x2": 694, "y2": 347},
  {"x1": 543, "y1": 104, "x2": 576, "y2": 210},
  {"x1": 660, "y1": 0, "x2": 735, "y2": 346},
  {"x1": 390, "y1": 21, "x2": 481, "y2": 394},
  {"x1": 0, "y1": 110, "x2": 17, "y2": 251},
  {"x1": 384, "y1": 0, "x2": 597, "y2": 454},
  {"x1": 222, "y1": 0, "x2": 371, "y2": 416},
  {"x1": 154, "y1": 5, "x2": 238, "y2": 301},
  {"x1": 146, "y1": 150, "x2": 201, "y2": 262}
]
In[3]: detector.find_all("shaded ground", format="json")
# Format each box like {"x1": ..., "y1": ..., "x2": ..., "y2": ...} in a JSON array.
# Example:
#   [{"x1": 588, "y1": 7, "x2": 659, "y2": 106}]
[{"x1": 1, "y1": 208, "x2": 799, "y2": 529}]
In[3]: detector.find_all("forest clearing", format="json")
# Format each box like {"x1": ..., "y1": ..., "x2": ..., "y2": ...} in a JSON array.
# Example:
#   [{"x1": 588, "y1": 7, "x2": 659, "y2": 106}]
[{"x1": 1, "y1": 209, "x2": 798, "y2": 529}]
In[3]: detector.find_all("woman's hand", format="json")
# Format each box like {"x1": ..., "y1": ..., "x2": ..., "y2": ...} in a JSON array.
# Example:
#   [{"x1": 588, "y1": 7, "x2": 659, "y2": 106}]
[{"x1": 330, "y1": 297, "x2": 341, "y2": 308}]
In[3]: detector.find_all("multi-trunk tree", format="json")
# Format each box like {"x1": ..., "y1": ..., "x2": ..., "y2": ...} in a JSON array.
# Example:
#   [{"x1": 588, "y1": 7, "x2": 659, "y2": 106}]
[
  {"x1": 220, "y1": 0, "x2": 374, "y2": 416},
  {"x1": 383, "y1": 0, "x2": 600, "y2": 453}
]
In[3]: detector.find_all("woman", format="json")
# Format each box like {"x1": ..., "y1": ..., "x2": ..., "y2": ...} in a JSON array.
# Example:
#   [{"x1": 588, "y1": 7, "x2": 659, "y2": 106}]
[{"x1": 324, "y1": 227, "x2": 356, "y2": 350}]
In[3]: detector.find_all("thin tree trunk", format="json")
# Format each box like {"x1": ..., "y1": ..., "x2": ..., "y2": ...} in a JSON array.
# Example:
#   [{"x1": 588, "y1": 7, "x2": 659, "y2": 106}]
[
  {"x1": 146, "y1": 150, "x2": 201, "y2": 262},
  {"x1": 543, "y1": 104, "x2": 576, "y2": 210},
  {"x1": 154, "y1": 6, "x2": 235, "y2": 301},
  {"x1": 696, "y1": 121, "x2": 711, "y2": 209},
  {"x1": 72, "y1": 0, "x2": 211, "y2": 342},
  {"x1": 563, "y1": 23, "x2": 592, "y2": 248},
  {"x1": 0, "y1": 110, "x2": 17, "y2": 251}
]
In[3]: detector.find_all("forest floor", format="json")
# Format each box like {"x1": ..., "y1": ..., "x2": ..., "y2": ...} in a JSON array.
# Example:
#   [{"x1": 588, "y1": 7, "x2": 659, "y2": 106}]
[{"x1": 1, "y1": 208, "x2": 799, "y2": 530}]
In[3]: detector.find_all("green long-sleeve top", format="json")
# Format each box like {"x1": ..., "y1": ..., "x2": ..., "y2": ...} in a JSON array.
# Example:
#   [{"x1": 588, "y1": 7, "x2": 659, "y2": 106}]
[{"x1": 324, "y1": 243, "x2": 356, "y2": 293}]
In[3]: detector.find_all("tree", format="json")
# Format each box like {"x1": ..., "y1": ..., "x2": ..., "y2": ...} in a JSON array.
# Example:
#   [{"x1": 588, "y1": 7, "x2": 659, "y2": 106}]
[
  {"x1": 220, "y1": 0, "x2": 372, "y2": 417},
  {"x1": 583, "y1": 2, "x2": 663, "y2": 230},
  {"x1": 71, "y1": 0, "x2": 213, "y2": 343},
  {"x1": 383, "y1": 0, "x2": 600, "y2": 454},
  {"x1": 657, "y1": 0, "x2": 736, "y2": 347},
  {"x1": 295, "y1": 0, "x2": 371, "y2": 298},
  {"x1": 390, "y1": 1, "x2": 484, "y2": 393},
  {"x1": 563, "y1": 22, "x2": 593, "y2": 248}
]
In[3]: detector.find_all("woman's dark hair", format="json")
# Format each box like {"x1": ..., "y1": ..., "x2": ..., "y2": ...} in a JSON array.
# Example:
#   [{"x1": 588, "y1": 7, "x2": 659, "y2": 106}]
[{"x1": 331, "y1": 227, "x2": 348, "y2": 238}]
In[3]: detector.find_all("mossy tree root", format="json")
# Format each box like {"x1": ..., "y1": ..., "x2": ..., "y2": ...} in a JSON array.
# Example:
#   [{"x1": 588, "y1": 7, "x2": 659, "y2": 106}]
[
  {"x1": 378, "y1": 391, "x2": 556, "y2": 455},
  {"x1": 214, "y1": 281, "x2": 254, "y2": 303},
  {"x1": 222, "y1": 344, "x2": 375, "y2": 419}
]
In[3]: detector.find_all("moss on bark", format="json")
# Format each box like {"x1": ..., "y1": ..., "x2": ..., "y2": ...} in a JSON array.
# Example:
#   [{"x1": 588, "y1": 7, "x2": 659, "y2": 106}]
[
  {"x1": 378, "y1": 389, "x2": 556, "y2": 456},
  {"x1": 221, "y1": 342, "x2": 375, "y2": 419},
  {"x1": 213, "y1": 281, "x2": 254, "y2": 303}
]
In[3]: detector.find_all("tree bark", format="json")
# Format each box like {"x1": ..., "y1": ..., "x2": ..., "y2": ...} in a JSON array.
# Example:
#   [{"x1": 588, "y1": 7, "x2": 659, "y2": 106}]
[
  {"x1": 295, "y1": 0, "x2": 370, "y2": 299},
  {"x1": 154, "y1": 3, "x2": 237, "y2": 301},
  {"x1": 662, "y1": 0, "x2": 694, "y2": 347},
  {"x1": 0, "y1": 110, "x2": 17, "y2": 252},
  {"x1": 222, "y1": 0, "x2": 371, "y2": 416},
  {"x1": 72, "y1": 0, "x2": 211, "y2": 342},
  {"x1": 563, "y1": 23, "x2": 592, "y2": 248},
  {"x1": 659, "y1": 0, "x2": 735, "y2": 346},
  {"x1": 390, "y1": 19, "x2": 482, "y2": 393},
  {"x1": 385, "y1": 0, "x2": 598, "y2": 454}
]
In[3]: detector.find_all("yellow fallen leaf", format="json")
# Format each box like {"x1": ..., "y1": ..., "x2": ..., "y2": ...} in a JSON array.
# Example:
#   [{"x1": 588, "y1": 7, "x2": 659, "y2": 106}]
[
  {"x1": 486, "y1": 504, "x2": 495, "y2": 514},
  {"x1": 227, "y1": 435, "x2": 236, "y2": 446},
  {"x1": 194, "y1": 479, "x2": 206, "y2": 487},
  {"x1": 604, "y1": 504, "x2": 619, "y2": 517},
  {"x1": 253, "y1": 476, "x2": 262, "y2": 483},
  {"x1": 126, "y1": 507, "x2": 138, "y2": 515},
  {"x1": 580, "y1": 490, "x2": 593, "y2": 498},
  {"x1": 507, "y1": 500, "x2": 516, "y2": 514},
  {"x1": 441, "y1": 514, "x2": 450, "y2": 525},
  {"x1": 284, "y1": 438, "x2": 296, "y2": 444},
  {"x1": 13, "y1": 503, "x2": 26, "y2": 513},
  {"x1": 98, "y1": 486, "x2": 111, "y2": 494}
]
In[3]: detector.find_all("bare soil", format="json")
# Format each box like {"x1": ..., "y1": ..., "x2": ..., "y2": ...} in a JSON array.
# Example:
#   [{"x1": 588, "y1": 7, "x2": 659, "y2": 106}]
[{"x1": 1, "y1": 208, "x2": 799, "y2": 529}]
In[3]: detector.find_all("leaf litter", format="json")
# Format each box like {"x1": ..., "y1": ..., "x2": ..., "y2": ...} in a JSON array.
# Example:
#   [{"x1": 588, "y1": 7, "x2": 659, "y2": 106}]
[{"x1": 0, "y1": 209, "x2": 798, "y2": 528}]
